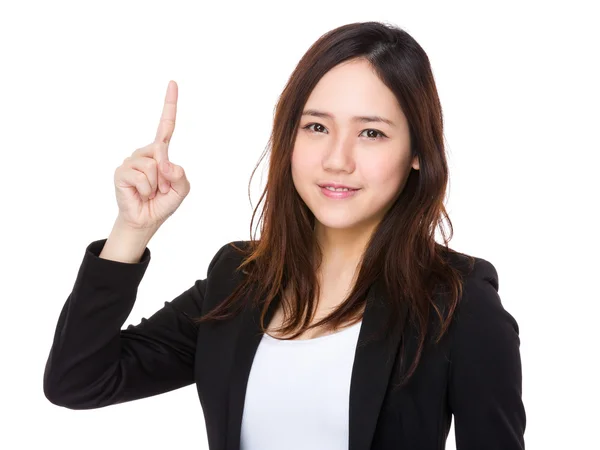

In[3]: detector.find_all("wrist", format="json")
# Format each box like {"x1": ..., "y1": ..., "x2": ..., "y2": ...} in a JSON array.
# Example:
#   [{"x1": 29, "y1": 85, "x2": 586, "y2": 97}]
[{"x1": 99, "y1": 220, "x2": 157, "y2": 263}]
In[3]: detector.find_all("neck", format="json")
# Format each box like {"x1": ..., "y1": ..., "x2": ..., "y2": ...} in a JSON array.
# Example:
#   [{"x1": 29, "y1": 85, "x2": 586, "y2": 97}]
[{"x1": 313, "y1": 221, "x2": 375, "y2": 283}]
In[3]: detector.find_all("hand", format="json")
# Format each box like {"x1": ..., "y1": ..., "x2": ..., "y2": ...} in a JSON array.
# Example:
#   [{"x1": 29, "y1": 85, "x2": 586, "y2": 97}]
[{"x1": 113, "y1": 80, "x2": 191, "y2": 231}]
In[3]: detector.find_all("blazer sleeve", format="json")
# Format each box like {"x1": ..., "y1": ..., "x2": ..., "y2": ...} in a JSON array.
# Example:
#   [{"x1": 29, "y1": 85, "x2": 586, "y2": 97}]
[
  {"x1": 43, "y1": 238, "x2": 229, "y2": 409},
  {"x1": 448, "y1": 258, "x2": 526, "y2": 449}
]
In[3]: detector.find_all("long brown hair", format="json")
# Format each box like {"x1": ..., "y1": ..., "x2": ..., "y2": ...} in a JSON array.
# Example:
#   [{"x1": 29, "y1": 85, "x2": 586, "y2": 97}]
[{"x1": 194, "y1": 21, "x2": 475, "y2": 387}]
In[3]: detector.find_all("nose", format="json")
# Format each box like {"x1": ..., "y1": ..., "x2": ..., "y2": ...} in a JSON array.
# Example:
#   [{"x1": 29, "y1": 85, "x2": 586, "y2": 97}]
[{"x1": 321, "y1": 132, "x2": 356, "y2": 173}]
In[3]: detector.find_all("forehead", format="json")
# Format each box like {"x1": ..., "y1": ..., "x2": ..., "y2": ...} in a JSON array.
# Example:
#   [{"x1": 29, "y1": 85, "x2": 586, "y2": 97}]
[{"x1": 304, "y1": 59, "x2": 402, "y2": 120}]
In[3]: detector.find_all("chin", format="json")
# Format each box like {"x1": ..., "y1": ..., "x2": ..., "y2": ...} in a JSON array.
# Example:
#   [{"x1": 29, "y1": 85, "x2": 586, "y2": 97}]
[{"x1": 312, "y1": 212, "x2": 367, "y2": 231}]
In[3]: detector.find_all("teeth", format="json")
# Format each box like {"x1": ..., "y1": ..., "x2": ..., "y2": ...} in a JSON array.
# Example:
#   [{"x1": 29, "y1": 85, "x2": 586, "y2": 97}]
[{"x1": 325, "y1": 186, "x2": 351, "y2": 192}]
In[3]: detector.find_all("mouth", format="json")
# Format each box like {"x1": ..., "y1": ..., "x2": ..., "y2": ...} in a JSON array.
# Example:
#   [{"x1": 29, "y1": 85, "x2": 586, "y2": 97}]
[
  {"x1": 320, "y1": 186, "x2": 359, "y2": 192},
  {"x1": 317, "y1": 183, "x2": 361, "y2": 191},
  {"x1": 318, "y1": 184, "x2": 361, "y2": 199}
]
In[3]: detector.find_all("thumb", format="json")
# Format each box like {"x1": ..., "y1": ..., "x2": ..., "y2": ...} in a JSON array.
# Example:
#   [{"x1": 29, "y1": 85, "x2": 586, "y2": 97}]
[{"x1": 160, "y1": 160, "x2": 190, "y2": 195}]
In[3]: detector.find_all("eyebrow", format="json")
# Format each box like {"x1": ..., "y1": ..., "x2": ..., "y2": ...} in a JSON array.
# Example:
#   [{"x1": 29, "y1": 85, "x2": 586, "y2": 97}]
[{"x1": 301, "y1": 109, "x2": 396, "y2": 127}]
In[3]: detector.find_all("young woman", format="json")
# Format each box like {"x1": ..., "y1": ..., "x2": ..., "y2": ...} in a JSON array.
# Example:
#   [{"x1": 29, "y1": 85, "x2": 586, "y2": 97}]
[{"x1": 44, "y1": 21, "x2": 526, "y2": 450}]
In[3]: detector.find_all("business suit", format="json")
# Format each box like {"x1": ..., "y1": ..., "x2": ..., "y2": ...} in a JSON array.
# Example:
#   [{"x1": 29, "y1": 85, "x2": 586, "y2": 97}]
[{"x1": 44, "y1": 238, "x2": 526, "y2": 449}]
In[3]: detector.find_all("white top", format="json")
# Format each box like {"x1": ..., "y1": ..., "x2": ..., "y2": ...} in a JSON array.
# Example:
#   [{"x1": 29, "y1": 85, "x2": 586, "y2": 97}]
[{"x1": 240, "y1": 320, "x2": 363, "y2": 450}]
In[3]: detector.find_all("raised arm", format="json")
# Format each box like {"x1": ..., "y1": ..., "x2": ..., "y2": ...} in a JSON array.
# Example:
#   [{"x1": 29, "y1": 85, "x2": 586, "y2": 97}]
[{"x1": 43, "y1": 239, "x2": 227, "y2": 409}]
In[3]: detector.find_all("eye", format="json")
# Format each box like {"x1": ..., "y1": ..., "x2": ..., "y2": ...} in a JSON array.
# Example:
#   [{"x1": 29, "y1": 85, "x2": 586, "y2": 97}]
[
  {"x1": 303, "y1": 123, "x2": 328, "y2": 134},
  {"x1": 359, "y1": 129, "x2": 387, "y2": 140},
  {"x1": 302, "y1": 123, "x2": 387, "y2": 140}
]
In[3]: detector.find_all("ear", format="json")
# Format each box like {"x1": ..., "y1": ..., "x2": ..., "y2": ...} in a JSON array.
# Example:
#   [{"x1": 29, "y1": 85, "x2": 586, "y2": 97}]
[{"x1": 412, "y1": 155, "x2": 420, "y2": 170}]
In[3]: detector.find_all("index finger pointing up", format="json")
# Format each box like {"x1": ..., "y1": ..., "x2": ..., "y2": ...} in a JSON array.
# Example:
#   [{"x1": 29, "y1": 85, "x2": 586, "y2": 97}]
[{"x1": 154, "y1": 80, "x2": 178, "y2": 146}]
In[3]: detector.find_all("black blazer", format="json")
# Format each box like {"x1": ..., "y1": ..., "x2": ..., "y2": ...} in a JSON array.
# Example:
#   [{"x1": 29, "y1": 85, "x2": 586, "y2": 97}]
[{"x1": 44, "y1": 239, "x2": 526, "y2": 449}]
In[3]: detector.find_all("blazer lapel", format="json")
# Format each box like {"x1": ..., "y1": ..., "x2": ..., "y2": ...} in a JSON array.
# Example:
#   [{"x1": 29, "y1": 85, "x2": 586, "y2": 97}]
[
  {"x1": 225, "y1": 280, "x2": 403, "y2": 450},
  {"x1": 348, "y1": 279, "x2": 404, "y2": 450}
]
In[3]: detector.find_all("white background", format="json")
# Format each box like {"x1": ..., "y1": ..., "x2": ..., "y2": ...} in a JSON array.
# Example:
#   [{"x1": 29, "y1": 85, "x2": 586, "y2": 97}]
[{"x1": 1, "y1": 0, "x2": 598, "y2": 448}]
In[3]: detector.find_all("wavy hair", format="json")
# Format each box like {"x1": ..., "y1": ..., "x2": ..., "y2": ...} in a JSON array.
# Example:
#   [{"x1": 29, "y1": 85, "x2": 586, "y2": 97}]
[{"x1": 194, "y1": 21, "x2": 475, "y2": 388}]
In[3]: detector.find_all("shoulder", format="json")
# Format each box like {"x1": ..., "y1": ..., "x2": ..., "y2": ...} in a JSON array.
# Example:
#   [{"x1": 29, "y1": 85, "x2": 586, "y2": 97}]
[
  {"x1": 197, "y1": 241, "x2": 254, "y2": 312},
  {"x1": 435, "y1": 247, "x2": 514, "y2": 330},
  {"x1": 452, "y1": 252, "x2": 518, "y2": 334},
  {"x1": 204, "y1": 240, "x2": 253, "y2": 280},
  {"x1": 209, "y1": 240, "x2": 251, "y2": 263},
  {"x1": 444, "y1": 251, "x2": 526, "y2": 444},
  {"x1": 445, "y1": 251, "x2": 521, "y2": 367}
]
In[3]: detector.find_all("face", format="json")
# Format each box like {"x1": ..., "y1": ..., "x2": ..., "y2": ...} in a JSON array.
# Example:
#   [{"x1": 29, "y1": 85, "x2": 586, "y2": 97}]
[{"x1": 291, "y1": 58, "x2": 419, "y2": 236}]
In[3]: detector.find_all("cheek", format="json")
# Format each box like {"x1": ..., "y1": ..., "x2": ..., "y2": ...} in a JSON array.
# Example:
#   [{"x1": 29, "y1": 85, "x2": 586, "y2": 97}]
[
  {"x1": 291, "y1": 142, "x2": 319, "y2": 179},
  {"x1": 360, "y1": 157, "x2": 405, "y2": 188}
]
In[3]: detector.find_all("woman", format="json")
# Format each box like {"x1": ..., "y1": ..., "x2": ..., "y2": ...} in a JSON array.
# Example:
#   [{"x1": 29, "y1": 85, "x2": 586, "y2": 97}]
[{"x1": 43, "y1": 21, "x2": 526, "y2": 449}]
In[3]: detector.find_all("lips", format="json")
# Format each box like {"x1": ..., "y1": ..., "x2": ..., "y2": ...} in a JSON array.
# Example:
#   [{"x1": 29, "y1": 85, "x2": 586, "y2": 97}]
[
  {"x1": 319, "y1": 185, "x2": 360, "y2": 199},
  {"x1": 318, "y1": 183, "x2": 360, "y2": 190},
  {"x1": 321, "y1": 186, "x2": 358, "y2": 191}
]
